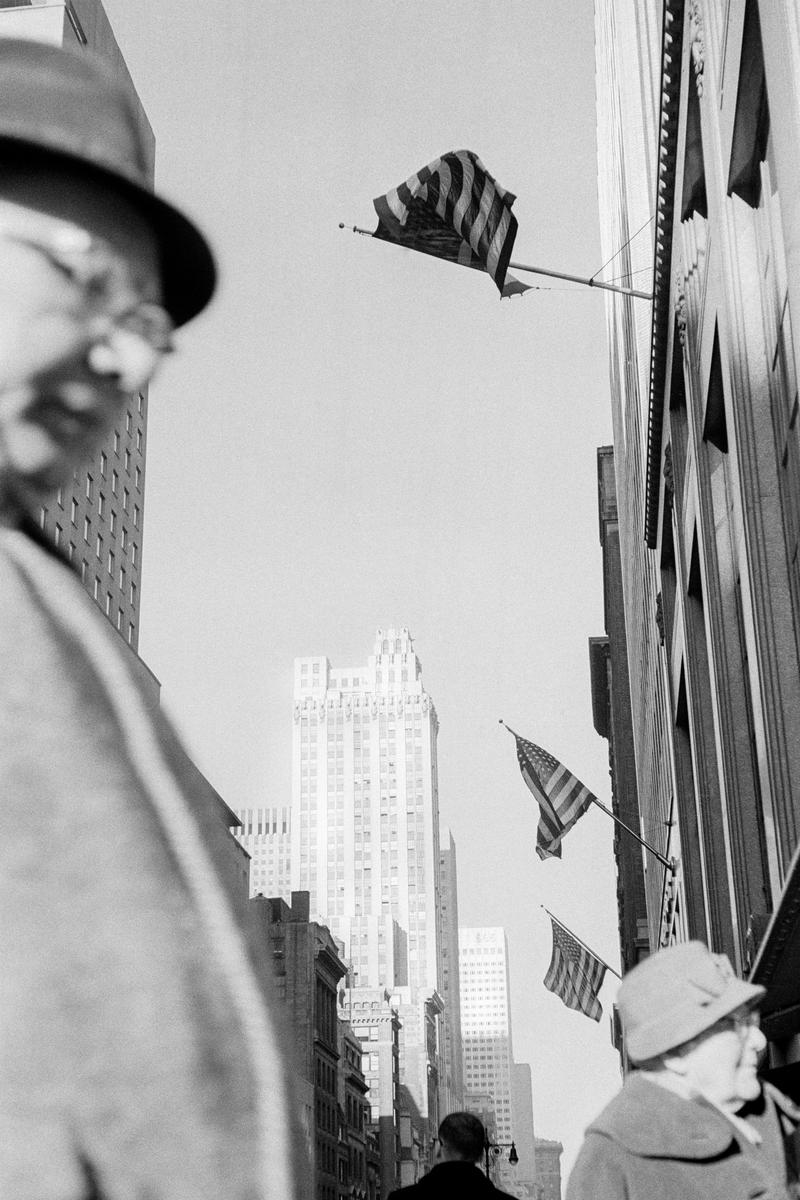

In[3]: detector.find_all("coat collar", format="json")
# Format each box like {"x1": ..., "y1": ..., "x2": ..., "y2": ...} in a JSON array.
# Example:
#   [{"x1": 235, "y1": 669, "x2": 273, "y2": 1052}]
[{"x1": 588, "y1": 1074, "x2": 740, "y2": 1160}]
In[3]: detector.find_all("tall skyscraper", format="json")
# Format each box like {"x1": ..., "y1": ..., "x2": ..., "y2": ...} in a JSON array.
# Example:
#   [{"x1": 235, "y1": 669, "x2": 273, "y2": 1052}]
[
  {"x1": 291, "y1": 628, "x2": 447, "y2": 1144},
  {"x1": 291, "y1": 627, "x2": 443, "y2": 996},
  {"x1": 459, "y1": 928, "x2": 516, "y2": 1146},
  {"x1": 0, "y1": 0, "x2": 154, "y2": 650}
]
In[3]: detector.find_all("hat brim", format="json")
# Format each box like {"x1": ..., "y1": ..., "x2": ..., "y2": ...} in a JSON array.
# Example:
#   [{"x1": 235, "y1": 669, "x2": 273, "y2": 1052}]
[
  {"x1": 626, "y1": 976, "x2": 766, "y2": 1063},
  {"x1": 0, "y1": 134, "x2": 216, "y2": 328}
]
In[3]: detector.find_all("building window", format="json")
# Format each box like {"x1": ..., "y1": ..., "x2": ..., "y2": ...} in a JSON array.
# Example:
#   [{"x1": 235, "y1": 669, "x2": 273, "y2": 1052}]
[
  {"x1": 111, "y1": 470, "x2": 118, "y2": 495},
  {"x1": 83, "y1": 516, "x2": 91, "y2": 543},
  {"x1": 98, "y1": 492, "x2": 106, "y2": 518},
  {"x1": 99, "y1": 451, "x2": 107, "y2": 478},
  {"x1": 85, "y1": 474, "x2": 93, "y2": 500},
  {"x1": 71, "y1": 498, "x2": 78, "y2": 525},
  {"x1": 53, "y1": 524, "x2": 62, "y2": 548}
]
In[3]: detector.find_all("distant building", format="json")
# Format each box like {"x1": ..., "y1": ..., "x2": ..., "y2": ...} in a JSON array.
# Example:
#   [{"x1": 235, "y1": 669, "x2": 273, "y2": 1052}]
[
  {"x1": 291, "y1": 629, "x2": 448, "y2": 1145},
  {"x1": 234, "y1": 805, "x2": 291, "y2": 899},
  {"x1": 337, "y1": 1020, "x2": 371, "y2": 1200},
  {"x1": 510, "y1": 1063, "x2": 536, "y2": 1196},
  {"x1": 459, "y1": 928, "x2": 516, "y2": 1147},
  {"x1": 389, "y1": 986, "x2": 444, "y2": 1185},
  {"x1": 0, "y1": 0, "x2": 155, "y2": 649},
  {"x1": 253, "y1": 891, "x2": 347, "y2": 1200},
  {"x1": 533, "y1": 1139, "x2": 562, "y2": 1200},
  {"x1": 438, "y1": 830, "x2": 465, "y2": 1113},
  {"x1": 343, "y1": 987, "x2": 402, "y2": 1198}
]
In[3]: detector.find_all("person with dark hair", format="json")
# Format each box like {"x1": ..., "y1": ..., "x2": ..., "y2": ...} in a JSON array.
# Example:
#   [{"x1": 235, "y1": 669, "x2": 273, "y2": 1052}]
[
  {"x1": 0, "y1": 36, "x2": 304, "y2": 1200},
  {"x1": 388, "y1": 1112, "x2": 517, "y2": 1199},
  {"x1": 567, "y1": 941, "x2": 800, "y2": 1200}
]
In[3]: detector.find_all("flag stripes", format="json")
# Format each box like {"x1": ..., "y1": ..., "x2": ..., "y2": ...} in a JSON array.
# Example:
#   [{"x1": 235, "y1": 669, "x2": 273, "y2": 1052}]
[
  {"x1": 543, "y1": 918, "x2": 606, "y2": 1022},
  {"x1": 511, "y1": 733, "x2": 595, "y2": 859},
  {"x1": 372, "y1": 149, "x2": 527, "y2": 298}
]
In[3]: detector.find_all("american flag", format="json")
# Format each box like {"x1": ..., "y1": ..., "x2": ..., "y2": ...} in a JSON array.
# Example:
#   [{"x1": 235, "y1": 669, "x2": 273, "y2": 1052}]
[
  {"x1": 543, "y1": 917, "x2": 606, "y2": 1022},
  {"x1": 372, "y1": 149, "x2": 529, "y2": 298},
  {"x1": 512, "y1": 733, "x2": 595, "y2": 859}
]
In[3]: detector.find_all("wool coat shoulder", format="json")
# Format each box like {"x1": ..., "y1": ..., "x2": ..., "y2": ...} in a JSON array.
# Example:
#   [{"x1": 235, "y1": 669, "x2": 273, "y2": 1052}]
[
  {"x1": 0, "y1": 530, "x2": 305, "y2": 1200},
  {"x1": 566, "y1": 1072, "x2": 800, "y2": 1200},
  {"x1": 388, "y1": 1161, "x2": 518, "y2": 1200}
]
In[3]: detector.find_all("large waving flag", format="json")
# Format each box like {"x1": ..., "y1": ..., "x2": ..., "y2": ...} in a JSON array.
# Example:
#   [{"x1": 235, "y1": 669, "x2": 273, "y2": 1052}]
[
  {"x1": 508, "y1": 729, "x2": 595, "y2": 859},
  {"x1": 543, "y1": 917, "x2": 607, "y2": 1022},
  {"x1": 372, "y1": 150, "x2": 529, "y2": 298}
]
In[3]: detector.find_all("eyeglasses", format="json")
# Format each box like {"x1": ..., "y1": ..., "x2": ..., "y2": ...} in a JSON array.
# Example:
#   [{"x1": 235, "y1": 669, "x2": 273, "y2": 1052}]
[
  {"x1": 0, "y1": 223, "x2": 174, "y2": 355},
  {"x1": 720, "y1": 1009, "x2": 761, "y2": 1038}
]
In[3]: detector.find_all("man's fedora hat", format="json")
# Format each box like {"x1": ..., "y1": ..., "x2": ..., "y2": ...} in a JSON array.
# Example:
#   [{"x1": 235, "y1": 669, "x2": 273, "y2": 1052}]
[
  {"x1": 618, "y1": 940, "x2": 765, "y2": 1063},
  {"x1": 0, "y1": 37, "x2": 215, "y2": 327}
]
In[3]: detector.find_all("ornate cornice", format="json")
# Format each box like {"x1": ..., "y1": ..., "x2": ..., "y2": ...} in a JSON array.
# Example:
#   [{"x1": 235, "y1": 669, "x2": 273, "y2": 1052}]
[{"x1": 645, "y1": 0, "x2": 686, "y2": 549}]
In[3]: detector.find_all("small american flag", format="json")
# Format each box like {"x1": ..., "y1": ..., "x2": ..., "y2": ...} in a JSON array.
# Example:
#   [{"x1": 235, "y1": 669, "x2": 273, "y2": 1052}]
[
  {"x1": 372, "y1": 149, "x2": 529, "y2": 298},
  {"x1": 544, "y1": 918, "x2": 606, "y2": 1022},
  {"x1": 512, "y1": 733, "x2": 595, "y2": 859}
]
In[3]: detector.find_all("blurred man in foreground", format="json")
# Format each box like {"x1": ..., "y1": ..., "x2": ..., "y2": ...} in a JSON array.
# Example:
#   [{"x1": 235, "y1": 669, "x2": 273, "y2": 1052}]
[
  {"x1": 0, "y1": 37, "x2": 302, "y2": 1200},
  {"x1": 567, "y1": 940, "x2": 800, "y2": 1200}
]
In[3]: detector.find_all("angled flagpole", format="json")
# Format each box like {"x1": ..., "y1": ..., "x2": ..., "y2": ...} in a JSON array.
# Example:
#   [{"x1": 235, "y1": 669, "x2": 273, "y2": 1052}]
[
  {"x1": 339, "y1": 223, "x2": 652, "y2": 300},
  {"x1": 542, "y1": 906, "x2": 622, "y2": 979},
  {"x1": 499, "y1": 719, "x2": 676, "y2": 874}
]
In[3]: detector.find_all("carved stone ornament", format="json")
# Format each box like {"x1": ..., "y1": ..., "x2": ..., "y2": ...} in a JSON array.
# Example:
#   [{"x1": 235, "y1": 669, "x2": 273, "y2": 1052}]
[
  {"x1": 688, "y1": 0, "x2": 705, "y2": 97},
  {"x1": 663, "y1": 442, "x2": 674, "y2": 507},
  {"x1": 655, "y1": 592, "x2": 665, "y2": 646},
  {"x1": 675, "y1": 276, "x2": 688, "y2": 348}
]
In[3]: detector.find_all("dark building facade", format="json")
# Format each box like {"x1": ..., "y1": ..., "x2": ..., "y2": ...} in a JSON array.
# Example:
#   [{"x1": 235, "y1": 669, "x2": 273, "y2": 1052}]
[
  {"x1": 255, "y1": 892, "x2": 349, "y2": 1200},
  {"x1": 590, "y1": 447, "x2": 650, "y2": 976}
]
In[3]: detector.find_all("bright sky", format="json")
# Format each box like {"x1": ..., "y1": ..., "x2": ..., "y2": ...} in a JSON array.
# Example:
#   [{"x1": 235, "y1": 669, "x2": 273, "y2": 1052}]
[{"x1": 102, "y1": 0, "x2": 627, "y2": 1176}]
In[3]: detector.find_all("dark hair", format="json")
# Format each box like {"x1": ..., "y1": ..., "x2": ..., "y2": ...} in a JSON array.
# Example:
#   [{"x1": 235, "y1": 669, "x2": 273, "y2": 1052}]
[{"x1": 438, "y1": 1112, "x2": 485, "y2": 1162}]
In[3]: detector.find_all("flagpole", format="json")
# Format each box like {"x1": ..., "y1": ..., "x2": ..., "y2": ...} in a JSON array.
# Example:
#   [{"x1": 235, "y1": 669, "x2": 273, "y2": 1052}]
[
  {"x1": 508, "y1": 260, "x2": 652, "y2": 301},
  {"x1": 498, "y1": 719, "x2": 676, "y2": 874},
  {"x1": 339, "y1": 225, "x2": 653, "y2": 300},
  {"x1": 542, "y1": 907, "x2": 622, "y2": 980},
  {"x1": 586, "y1": 793, "x2": 675, "y2": 872}
]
